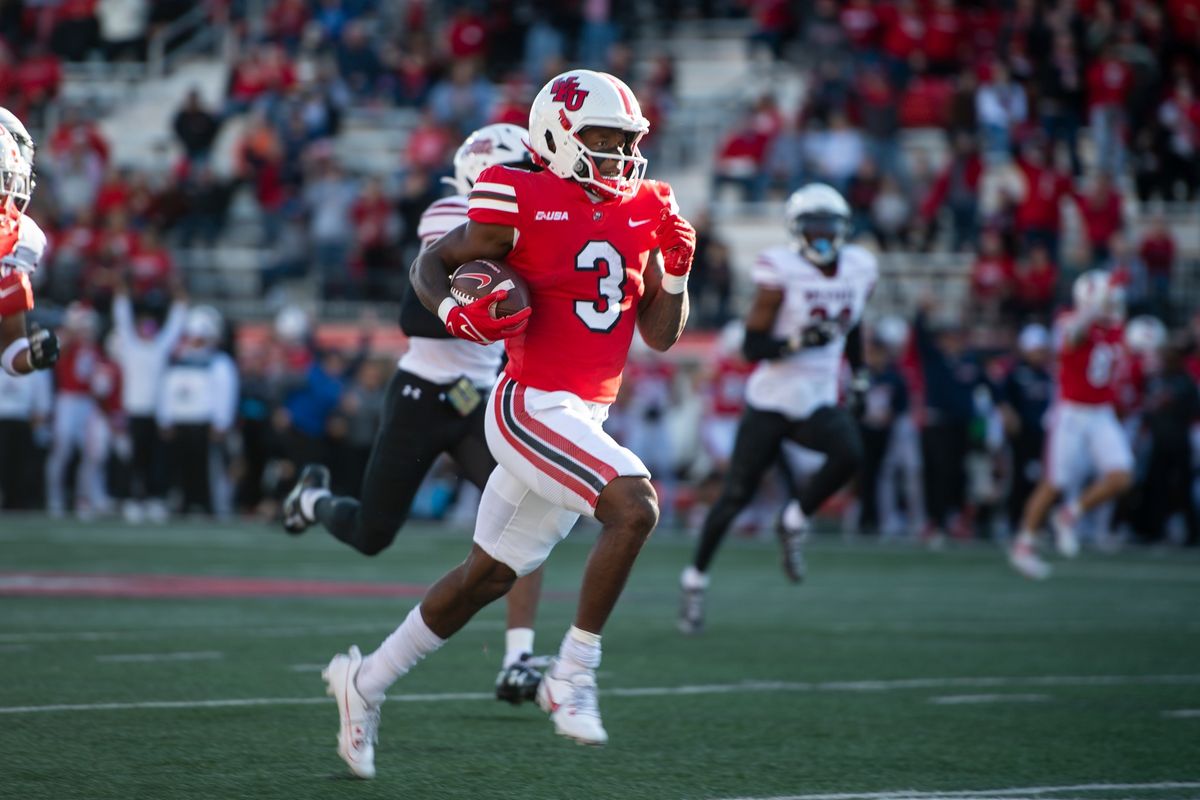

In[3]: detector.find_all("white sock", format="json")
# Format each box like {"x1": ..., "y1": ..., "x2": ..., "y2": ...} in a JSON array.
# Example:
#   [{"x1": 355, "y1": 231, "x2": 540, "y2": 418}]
[
  {"x1": 1065, "y1": 500, "x2": 1082, "y2": 520},
  {"x1": 503, "y1": 627, "x2": 535, "y2": 668},
  {"x1": 1015, "y1": 530, "x2": 1037, "y2": 547},
  {"x1": 680, "y1": 565, "x2": 709, "y2": 590},
  {"x1": 782, "y1": 499, "x2": 807, "y2": 532},
  {"x1": 299, "y1": 487, "x2": 331, "y2": 522},
  {"x1": 556, "y1": 625, "x2": 601, "y2": 674},
  {"x1": 356, "y1": 606, "x2": 445, "y2": 703}
]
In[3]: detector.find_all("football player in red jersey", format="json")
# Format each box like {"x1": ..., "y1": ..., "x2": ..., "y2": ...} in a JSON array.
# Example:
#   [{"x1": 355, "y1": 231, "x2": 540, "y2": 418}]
[
  {"x1": 1009, "y1": 270, "x2": 1134, "y2": 579},
  {"x1": 318, "y1": 69, "x2": 693, "y2": 777},
  {"x1": 0, "y1": 119, "x2": 58, "y2": 379}
]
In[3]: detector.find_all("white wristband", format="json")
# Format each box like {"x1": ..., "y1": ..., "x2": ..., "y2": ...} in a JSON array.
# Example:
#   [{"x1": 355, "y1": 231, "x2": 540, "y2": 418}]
[
  {"x1": 661, "y1": 273, "x2": 689, "y2": 295},
  {"x1": 437, "y1": 297, "x2": 458, "y2": 324},
  {"x1": 1, "y1": 336, "x2": 29, "y2": 376}
]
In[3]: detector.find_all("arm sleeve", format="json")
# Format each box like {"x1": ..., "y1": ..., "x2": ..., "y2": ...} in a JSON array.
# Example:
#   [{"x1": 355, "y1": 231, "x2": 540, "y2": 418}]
[
  {"x1": 742, "y1": 328, "x2": 794, "y2": 362},
  {"x1": 158, "y1": 301, "x2": 188, "y2": 353},
  {"x1": 113, "y1": 294, "x2": 135, "y2": 342},
  {"x1": 466, "y1": 166, "x2": 519, "y2": 226},
  {"x1": 845, "y1": 324, "x2": 865, "y2": 372}
]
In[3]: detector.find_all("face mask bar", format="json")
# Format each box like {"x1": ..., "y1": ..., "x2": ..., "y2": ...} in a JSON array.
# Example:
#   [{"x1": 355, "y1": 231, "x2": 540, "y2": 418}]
[{"x1": 567, "y1": 126, "x2": 647, "y2": 198}]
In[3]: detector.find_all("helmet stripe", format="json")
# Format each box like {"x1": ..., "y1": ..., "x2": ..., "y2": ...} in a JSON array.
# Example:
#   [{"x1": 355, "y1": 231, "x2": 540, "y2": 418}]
[{"x1": 600, "y1": 74, "x2": 633, "y2": 116}]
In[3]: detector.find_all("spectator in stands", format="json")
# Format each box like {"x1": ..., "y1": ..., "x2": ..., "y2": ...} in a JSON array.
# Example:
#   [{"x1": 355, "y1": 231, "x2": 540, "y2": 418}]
[
  {"x1": 746, "y1": 0, "x2": 795, "y2": 62},
  {"x1": 266, "y1": 0, "x2": 311, "y2": 53},
  {"x1": 918, "y1": 131, "x2": 982, "y2": 251},
  {"x1": 687, "y1": 210, "x2": 734, "y2": 330},
  {"x1": 444, "y1": 6, "x2": 488, "y2": 62},
  {"x1": 97, "y1": 0, "x2": 148, "y2": 62},
  {"x1": 924, "y1": 0, "x2": 963, "y2": 76},
  {"x1": 879, "y1": 0, "x2": 925, "y2": 85},
  {"x1": 313, "y1": 0, "x2": 351, "y2": 47},
  {"x1": 427, "y1": 60, "x2": 495, "y2": 138},
  {"x1": 712, "y1": 115, "x2": 772, "y2": 203},
  {"x1": 127, "y1": 227, "x2": 175, "y2": 301},
  {"x1": 1138, "y1": 216, "x2": 1176, "y2": 322},
  {"x1": 337, "y1": 20, "x2": 383, "y2": 99},
  {"x1": 803, "y1": 0, "x2": 847, "y2": 66},
  {"x1": 172, "y1": 89, "x2": 222, "y2": 168},
  {"x1": 235, "y1": 109, "x2": 287, "y2": 244},
  {"x1": 405, "y1": 107, "x2": 455, "y2": 177},
  {"x1": 14, "y1": 43, "x2": 63, "y2": 119},
  {"x1": 976, "y1": 60, "x2": 1027, "y2": 162},
  {"x1": 389, "y1": 33, "x2": 435, "y2": 107},
  {"x1": 839, "y1": 0, "x2": 879, "y2": 54},
  {"x1": 804, "y1": 110, "x2": 865, "y2": 193},
  {"x1": 350, "y1": 176, "x2": 400, "y2": 298},
  {"x1": 49, "y1": 2, "x2": 99, "y2": 62},
  {"x1": 176, "y1": 165, "x2": 237, "y2": 248},
  {"x1": 1037, "y1": 31, "x2": 1085, "y2": 177},
  {"x1": 869, "y1": 174, "x2": 912, "y2": 251},
  {"x1": 48, "y1": 106, "x2": 109, "y2": 164},
  {"x1": 0, "y1": 366, "x2": 52, "y2": 511},
  {"x1": 1157, "y1": 77, "x2": 1200, "y2": 201},
  {"x1": 969, "y1": 228, "x2": 1014, "y2": 323},
  {"x1": 1086, "y1": 42, "x2": 1132, "y2": 177},
  {"x1": 1007, "y1": 242, "x2": 1057, "y2": 321},
  {"x1": 853, "y1": 65, "x2": 903, "y2": 183},
  {"x1": 280, "y1": 334, "x2": 369, "y2": 475},
  {"x1": 1074, "y1": 172, "x2": 1125, "y2": 266},
  {"x1": 1012, "y1": 136, "x2": 1073, "y2": 258},
  {"x1": 302, "y1": 157, "x2": 358, "y2": 297},
  {"x1": 1136, "y1": 345, "x2": 1200, "y2": 545},
  {"x1": 327, "y1": 356, "x2": 387, "y2": 498},
  {"x1": 1104, "y1": 234, "x2": 1149, "y2": 312}
]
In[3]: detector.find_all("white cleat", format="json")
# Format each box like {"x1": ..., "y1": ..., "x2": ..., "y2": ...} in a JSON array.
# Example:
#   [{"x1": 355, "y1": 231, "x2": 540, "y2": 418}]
[
  {"x1": 1051, "y1": 507, "x2": 1080, "y2": 558},
  {"x1": 536, "y1": 662, "x2": 608, "y2": 746},
  {"x1": 322, "y1": 646, "x2": 381, "y2": 779},
  {"x1": 1009, "y1": 541, "x2": 1052, "y2": 580}
]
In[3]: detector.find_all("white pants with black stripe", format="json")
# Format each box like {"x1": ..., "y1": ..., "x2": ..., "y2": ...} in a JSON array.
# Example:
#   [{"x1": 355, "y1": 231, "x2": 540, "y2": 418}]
[{"x1": 475, "y1": 374, "x2": 650, "y2": 575}]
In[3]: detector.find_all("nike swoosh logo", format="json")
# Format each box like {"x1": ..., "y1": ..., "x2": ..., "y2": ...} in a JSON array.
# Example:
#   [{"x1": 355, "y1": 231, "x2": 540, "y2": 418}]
[
  {"x1": 0, "y1": 283, "x2": 21, "y2": 298},
  {"x1": 628, "y1": 218, "x2": 651, "y2": 228}
]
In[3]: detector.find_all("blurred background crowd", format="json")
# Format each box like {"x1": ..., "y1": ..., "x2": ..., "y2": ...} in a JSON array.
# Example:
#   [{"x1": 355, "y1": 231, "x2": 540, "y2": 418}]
[{"x1": 0, "y1": 0, "x2": 1197, "y2": 548}]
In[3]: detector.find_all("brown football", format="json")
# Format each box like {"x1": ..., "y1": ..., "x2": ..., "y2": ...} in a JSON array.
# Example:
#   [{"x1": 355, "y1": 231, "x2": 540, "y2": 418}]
[{"x1": 450, "y1": 259, "x2": 531, "y2": 319}]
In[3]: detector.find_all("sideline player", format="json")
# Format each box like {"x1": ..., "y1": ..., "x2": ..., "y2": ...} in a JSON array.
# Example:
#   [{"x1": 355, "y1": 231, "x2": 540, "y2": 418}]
[
  {"x1": 1009, "y1": 270, "x2": 1133, "y2": 579},
  {"x1": 0, "y1": 113, "x2": 58, "y2": 379},
  {"x1": 317, "y1": 69, "x2": 694, "y2": 778},
  {"x1": 679, "y1": 183, "x2": 873, "y2": 634},
  {"x1": 282, "y1": 124, "x2": 552, "y2": 702}
]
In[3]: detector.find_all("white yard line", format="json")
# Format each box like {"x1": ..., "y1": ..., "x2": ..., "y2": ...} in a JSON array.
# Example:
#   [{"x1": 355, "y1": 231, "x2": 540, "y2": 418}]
[
  {"x1": 710, "y1": 781, "x2": 1200, "y2": 800},
  {"x1": 0, "y1": 620, "x2": 503, "y2": 645},
  {"x1": 95, "y1": 651, "x2": 224, "y2": 663},
  {"x1": 1, "y1": 673, "x2": 1197, "y2": 715},
  {"x1": 928, "y1": 694, "x2": 1049, "y2": 705},
  {"x1": 1163, "y1": 709, "x2": 1200, "y2": 718}
]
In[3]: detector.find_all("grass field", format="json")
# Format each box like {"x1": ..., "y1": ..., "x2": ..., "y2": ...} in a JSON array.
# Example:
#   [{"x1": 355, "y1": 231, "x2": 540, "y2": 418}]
[{"x1": 1, "y1": 516, "x2": 1198, "y2": 800}]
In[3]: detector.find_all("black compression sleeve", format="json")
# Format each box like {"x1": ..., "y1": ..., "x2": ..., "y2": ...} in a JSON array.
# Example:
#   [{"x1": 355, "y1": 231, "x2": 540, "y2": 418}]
[{"x1": 742, "y1": 329, "x2": 794, "y2": 362}]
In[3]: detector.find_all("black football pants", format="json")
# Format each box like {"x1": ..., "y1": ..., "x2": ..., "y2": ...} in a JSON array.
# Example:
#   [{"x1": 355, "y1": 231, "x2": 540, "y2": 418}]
[
  {"x1": 692, "y1": 405, "x2": 864, "y2": 573},
  {"x1": 314, "y1": 369, "x2": 496, "y2": 555}
]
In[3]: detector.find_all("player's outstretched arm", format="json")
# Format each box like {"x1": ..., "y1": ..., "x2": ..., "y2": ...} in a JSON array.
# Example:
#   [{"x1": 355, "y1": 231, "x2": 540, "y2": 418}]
[
  {"x1": 1, "y1": 312, "x2": 58, "y2": 375},
  {"x1": 637, "y1": 248, "x2": 689, "y2": 351}
]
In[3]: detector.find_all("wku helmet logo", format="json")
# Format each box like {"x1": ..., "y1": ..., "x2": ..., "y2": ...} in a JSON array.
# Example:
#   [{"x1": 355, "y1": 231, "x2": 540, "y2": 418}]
[{"x1": 550, "y1": 77, "x2": 590, "y2": 112}]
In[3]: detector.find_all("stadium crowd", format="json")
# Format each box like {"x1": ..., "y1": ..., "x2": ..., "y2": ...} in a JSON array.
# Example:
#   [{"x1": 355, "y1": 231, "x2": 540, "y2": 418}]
[{"x1": 0, "y1": 0, "x2": 1197, "y2": 549}]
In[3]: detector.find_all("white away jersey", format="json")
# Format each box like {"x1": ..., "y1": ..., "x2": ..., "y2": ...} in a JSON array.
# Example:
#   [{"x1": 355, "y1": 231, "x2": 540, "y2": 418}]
[
  {"x1": 745, "y1": 243, "x2": 878, "y2": 419},
  {"x1": 398, "y1": 194, "x2": 504, "y2": 387},
  {"x1": 0, "y1": 214, "x2": 47, "y2": 276}
]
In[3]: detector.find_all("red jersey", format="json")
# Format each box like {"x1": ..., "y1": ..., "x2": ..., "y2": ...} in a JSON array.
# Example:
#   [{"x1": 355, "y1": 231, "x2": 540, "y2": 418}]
[
  {"x1": 467, "y1": 165, "x2": 674, "y2": 403},
  {"x1": 55, "y1": 341, "x2": 104, "y2": 395},
  {"x1": 710, "y1": 357, "x2": 753, "y2": 417},
  {"x1": 1054, "y1": 313, "x2": 1125, "y2": 406}
]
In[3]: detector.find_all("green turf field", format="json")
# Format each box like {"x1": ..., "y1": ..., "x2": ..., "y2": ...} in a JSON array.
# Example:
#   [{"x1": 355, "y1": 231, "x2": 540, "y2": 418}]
[{"x1": 1, "y1": 517, "x2": 1198, "y2": 800}]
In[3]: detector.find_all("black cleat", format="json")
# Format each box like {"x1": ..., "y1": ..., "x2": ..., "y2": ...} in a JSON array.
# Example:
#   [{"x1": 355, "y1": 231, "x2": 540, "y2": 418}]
[
  {"x1": 282, "y1": 464, "x2": 331, "y2": 535},
  {"x1": 494, "y1": 653, "x2": 545, "y2": 705}
]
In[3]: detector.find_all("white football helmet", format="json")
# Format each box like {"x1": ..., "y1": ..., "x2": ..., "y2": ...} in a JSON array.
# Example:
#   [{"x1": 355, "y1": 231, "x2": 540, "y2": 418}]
[
  {"x1": 64, "y1": 302, "x2": 99, "y2": 338},
  {"x1": 0, "y1": 108, "x2": 34, "y2": 169},
  {"x1": 0, "y1": 124, "x2": 32, "y2": 214},
  {"x1": 1072, "y1": 269, "x2": 1125, "y2": 321},
  {"x1": 785, "y1": 183, "x2": 851, "y2": 268},
  {"x1": 444, "y1": 123, "x2": 532, "y2": 196},
  {"x1": 528, "y1": 69, "x2": 649, "y2": 199},
  {"x1": 1124, "y1": 314, "x2": 1167, "y2": 355}
]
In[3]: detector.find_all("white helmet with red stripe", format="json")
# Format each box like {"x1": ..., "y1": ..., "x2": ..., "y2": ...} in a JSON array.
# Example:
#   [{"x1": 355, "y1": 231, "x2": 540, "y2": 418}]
[
  {"x1": 528, "y1": 69, "x2": 649, "y2": 199},
  {"x1": 444, "y1": 123, "x2": 532, "y2": 196},
  {"x1": 0, "y1": 124, "x2": 32, "y2": 214},
  {"x1": 1072, "y1": 269, "x2": 1125, "y2": 321}
]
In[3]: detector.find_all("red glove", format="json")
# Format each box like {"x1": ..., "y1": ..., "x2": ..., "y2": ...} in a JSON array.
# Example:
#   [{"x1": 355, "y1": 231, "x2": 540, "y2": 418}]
[
  {"x1": 656, "y1": 210, "x2": 696, "y2": 294},
  {"x1": 443, "y1": 289, "x2": 532, "y2": 346}
]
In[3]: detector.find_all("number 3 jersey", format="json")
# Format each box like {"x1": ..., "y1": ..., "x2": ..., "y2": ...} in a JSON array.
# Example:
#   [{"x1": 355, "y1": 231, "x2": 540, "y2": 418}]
[
  {"x1": 467, "y1": 164, "x2": 676, "y2": 404},
  {"x1": 746, "y1": 243, "x2": 878, "y2": 420}
]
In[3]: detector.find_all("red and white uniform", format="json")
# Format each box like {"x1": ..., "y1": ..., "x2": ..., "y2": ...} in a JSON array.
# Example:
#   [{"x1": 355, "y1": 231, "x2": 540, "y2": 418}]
[
  {"x1": 465, "y1": 165, "x2": 674, "y2": 574},
  {"x1": 1044, "y1": 313, "x2": 1134, "y2": 491},
  {"x1": 46, "y1": 341, "x2": 120, "y2": 516},
  {"x1": 0, "y1": 215, "x2": 47, "y2": 317}
]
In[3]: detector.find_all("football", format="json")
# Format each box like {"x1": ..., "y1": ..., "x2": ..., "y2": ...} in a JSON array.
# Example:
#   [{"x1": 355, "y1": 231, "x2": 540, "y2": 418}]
[{"x1": 450, "y1": 259, "x2": 531, "y2": 319}]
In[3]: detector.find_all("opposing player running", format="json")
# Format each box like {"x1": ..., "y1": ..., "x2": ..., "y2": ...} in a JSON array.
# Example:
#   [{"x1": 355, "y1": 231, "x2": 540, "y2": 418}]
[
  {"x1": 679, "y1": 183, "x2": 873, "y2": 634},
  {"x1": 282, "y1": 124, "x2": 551, "y2": 702},
  {"x1": 1009, "y1": 270, "x2": 1133, "y2": 579},
  {"x1": 317, "y1": 69, "x2": 693, "y2": 778},
  {"x1": 0, "y1": 111, "x2": 58, "y2": 378}
]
